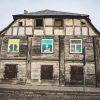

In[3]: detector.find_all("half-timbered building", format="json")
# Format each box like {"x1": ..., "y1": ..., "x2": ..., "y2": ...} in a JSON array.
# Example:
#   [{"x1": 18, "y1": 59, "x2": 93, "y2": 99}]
[{"x1": 0, "y1": 9, "x2": 100, "y2": 86}]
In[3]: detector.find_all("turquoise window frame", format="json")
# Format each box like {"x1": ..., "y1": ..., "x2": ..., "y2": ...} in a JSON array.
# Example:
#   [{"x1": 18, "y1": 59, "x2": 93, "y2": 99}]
[{"x1": 41, "y1": 39, "x2": 53, "y2": 53}]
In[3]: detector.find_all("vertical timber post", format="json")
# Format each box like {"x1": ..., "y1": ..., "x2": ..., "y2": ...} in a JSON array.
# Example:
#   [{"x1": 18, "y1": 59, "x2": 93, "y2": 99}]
[
  {"x1": 83, "y1": 47, "x2": 86, "y2": 92},
  {"x1": 26, "y1": 36, "x2": 32, "y2": 84},
  {"x1": 59, "y1": 36, "x2": 65, "y2": 86}
]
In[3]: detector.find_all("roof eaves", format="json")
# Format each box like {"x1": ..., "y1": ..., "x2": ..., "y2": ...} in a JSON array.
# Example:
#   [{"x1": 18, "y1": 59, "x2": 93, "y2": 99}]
[
  {"x1": 13, "y1": 14, "x2": 89, "y2": 20},
  {"x1": 0, "y1": 20, "x2": 15, "y2": 36},
  {"x1": 86, "y1": 17, "x2": 100, "y2": 36}
]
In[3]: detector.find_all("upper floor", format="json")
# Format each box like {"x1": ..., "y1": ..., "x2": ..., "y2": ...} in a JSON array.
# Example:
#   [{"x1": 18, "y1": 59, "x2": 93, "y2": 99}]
[{"x1": 0, "y1": 9, "x2": 99, "y2": 36}]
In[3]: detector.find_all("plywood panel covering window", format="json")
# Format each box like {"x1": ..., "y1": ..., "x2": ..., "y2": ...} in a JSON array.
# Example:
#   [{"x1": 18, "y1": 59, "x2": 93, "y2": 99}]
[
  {"x1": 54, "y1": 19, "x2": 63, "y2": 27},
  {"x1": 71, "y1": 66, "x2": 83, "y2": 83},
  {"x1": 41, "y1": 65, "x2": 53, "y2": 80},
  {"x1": 4, "y1": 64, "x2": 18, "y2": 79}
]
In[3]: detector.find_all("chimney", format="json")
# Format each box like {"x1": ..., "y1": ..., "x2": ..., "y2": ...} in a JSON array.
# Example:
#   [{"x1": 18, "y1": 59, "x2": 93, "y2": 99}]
[{"x1": 24, "y1": 10, "x2": 28, "y2": 14}]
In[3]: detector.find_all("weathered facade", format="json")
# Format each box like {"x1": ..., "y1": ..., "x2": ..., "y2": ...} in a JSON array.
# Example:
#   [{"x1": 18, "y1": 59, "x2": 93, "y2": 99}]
[{"x1": 0, "y1": 10, "x2": 100, "y2": 86}]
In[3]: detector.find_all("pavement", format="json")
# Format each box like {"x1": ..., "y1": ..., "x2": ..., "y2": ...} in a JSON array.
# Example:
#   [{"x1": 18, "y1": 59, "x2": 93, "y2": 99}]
[{"x1": 0, "y1": 84, "x2": 100, "y2": 93}]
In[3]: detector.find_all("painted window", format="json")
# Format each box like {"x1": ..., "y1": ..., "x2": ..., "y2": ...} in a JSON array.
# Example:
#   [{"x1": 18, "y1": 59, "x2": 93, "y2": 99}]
[
  {"x1": 41, "y1": 39, "x2": 53, "y2": 53},
  {"x1": 8, "y1": 39, "x2": 20, "y2": 52},
  {"x1": 70, "y1": 39, "x2": 82, "y2": 53}
]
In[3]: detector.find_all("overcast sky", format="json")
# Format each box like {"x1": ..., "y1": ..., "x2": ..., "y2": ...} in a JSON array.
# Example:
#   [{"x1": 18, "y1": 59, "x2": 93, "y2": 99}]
[{"x1": 0, "y1": 0, "x2": 100, "y2": 31}]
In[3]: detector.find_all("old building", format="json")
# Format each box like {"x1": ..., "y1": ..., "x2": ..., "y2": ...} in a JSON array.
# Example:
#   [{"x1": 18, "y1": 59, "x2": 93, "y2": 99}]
[{"x1": 0, "y1": 9, "x2": 100, "y2": 86}]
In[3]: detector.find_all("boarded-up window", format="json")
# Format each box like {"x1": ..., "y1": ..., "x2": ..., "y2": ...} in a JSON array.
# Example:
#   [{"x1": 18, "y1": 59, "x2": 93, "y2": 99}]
[
  {"x1": 54, "y1": 19, "x2": 63, "y2": 27},
  {"x1": 4, "y1": 64, "x2": 17, "y2": 79},
  {"x1": 71, "y1": 66, "x2": 83, "y2": 83},
  {"x1": 41, "y1": 65, "x2": 53, "y2": 80}
]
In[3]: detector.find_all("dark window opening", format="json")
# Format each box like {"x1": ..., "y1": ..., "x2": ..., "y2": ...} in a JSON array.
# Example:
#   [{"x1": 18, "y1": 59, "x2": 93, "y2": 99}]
[
  {"x1": 4, "y1": 64, "x2": 18, "y2": 79},
  {"x1": 71, "y1": 66, "x2": 83, "y2": 84},
  {"x1": 81, "y1": 21, "x2": 86, "y2": 25},
  {"x1": 19, "y1": 22, "x2": 23, "y2": 26},
  {"x1": 36, "y1": 19, "x2": 43, "y2": 27},
  {"x1": 41, "y1": 65, "x2": 53, "y2": 80},
  {"x1": 54, "y1": 19, "x2": 63, "y2": 27}
]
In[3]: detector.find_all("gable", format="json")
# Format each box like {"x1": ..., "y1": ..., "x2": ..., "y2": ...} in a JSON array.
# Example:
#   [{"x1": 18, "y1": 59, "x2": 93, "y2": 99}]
[{"x1": 0, "y1": 17, "x2": 99, "y2": 37}]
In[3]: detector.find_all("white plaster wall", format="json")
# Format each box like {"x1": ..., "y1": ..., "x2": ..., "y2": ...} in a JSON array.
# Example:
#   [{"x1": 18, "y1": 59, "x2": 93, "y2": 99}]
[
  {"x1": 44, "y1": 18, "x2": 54, "y2": 26},
  {"x1": 26, "y1": 27, "x2": 33, "y2": 35},
  {"x1": 66, "y1": 27, "x2": 73, "y2": 35},
  {"x1": 26, "y1": 19, "x2": 33, "y2": 26},
  {"x1": 54, "y1": 29, "x2": 64, "y2": 35},
  {"x1": 34, "y1": 29, "x2": 44, "y2": 35},
  {"x1": 18, "y1": 27, "x2": 25, "y2": 36},
  {"x1": 64, "y1": 19, "x2": 73, "y2": 26},
  {"x1": 82, "y1": 27, "x2": 88, "y2": 35},
  {"x1": 45, "y1": 27, "x2": 53, "y2": 35}
]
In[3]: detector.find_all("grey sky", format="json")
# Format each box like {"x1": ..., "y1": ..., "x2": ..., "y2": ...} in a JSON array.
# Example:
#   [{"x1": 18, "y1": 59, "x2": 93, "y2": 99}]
[{"x1": 0, "y1": 0, "x2": 100, "y2": 31}]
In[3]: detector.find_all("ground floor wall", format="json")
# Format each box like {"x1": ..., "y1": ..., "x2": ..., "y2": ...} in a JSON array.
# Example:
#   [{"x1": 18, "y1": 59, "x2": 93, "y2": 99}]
[
  {"x1": 65, "y1": 61, "x2": 96, "y2": 85},
  {"x1": 0, "y1": 60, "x2": 26, "y2": 84},
  {"x1": 0, "y1": 60, "x2": 96, "y2": 86},
  {"x1": 31, "y1": 60, "x2": 59, "y2": 85}
]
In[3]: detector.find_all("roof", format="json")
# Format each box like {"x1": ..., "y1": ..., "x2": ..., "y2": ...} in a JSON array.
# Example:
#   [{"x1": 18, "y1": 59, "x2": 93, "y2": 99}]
[
  {"x1": 13, "y1": 9, "x2": 89, "y2": 19},
  {"x1": 25, "y1": 9, "x2": 88, "y2": 16}
]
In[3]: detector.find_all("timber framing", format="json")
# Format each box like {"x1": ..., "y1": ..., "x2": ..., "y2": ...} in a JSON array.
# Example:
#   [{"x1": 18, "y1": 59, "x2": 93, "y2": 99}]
[{"x1": 0, "y1": 9, "x2": 100, "y2": 86}]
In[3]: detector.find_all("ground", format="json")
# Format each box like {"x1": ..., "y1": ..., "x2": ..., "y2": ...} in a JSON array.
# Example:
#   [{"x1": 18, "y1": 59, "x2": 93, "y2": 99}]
[
  {"x1": 0, "y1": 84, "x2": 100, "y2": 100},
  {"x1": 0, "y1": 89, "x2": 100, "y2": 100}
]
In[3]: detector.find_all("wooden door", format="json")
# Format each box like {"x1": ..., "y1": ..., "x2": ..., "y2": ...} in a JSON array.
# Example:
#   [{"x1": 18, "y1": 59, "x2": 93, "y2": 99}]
[
  {"x1": 41, "y1": 65, "x2": 53, "y2": 80},
  {"x1": 4, "y1": 64, "x2": 17, "y2": 79},
  {"x1": 71, "y1": 66, "x2": 83, "y2": 84}
]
